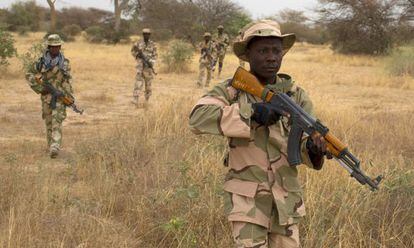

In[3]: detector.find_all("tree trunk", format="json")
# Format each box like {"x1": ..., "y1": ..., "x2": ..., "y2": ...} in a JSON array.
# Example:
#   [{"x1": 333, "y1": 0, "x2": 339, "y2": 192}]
[
  {"x1": 114, "y1": 0, "x2": 121, "y2": 32},
  {"x1": 47, "y1": 0, "x2": 57, "y2": 33}
]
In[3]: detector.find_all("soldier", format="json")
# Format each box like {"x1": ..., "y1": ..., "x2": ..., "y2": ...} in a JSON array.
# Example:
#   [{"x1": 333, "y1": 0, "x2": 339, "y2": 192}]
[
  {"x1": 189, "y1": 20, "x2": 328, "y2": 247},
  {"x1": 212, "y1": 25, "x2": 230, "y2": 77},
  {"x1": 131, "y1": 28, "x2": 157, "y2": 106},
  {"x1": 26, "y1": 34, "x2": 74, "y2": 158},
  {"x1": 196, "y1": 32, "x2": 216, "y2": 88}
]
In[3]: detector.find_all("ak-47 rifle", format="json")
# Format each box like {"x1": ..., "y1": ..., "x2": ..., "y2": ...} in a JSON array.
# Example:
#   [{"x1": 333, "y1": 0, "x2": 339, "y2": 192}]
[
  {"x1": 136, "y1": 50, "x2": 157, "y2": 75},
  {"x1": 35, "y1": 75, "x2": 84, "y2": 114},
  {"x1": 201, "y1": 47, "x2": 217, "y2": 71},
  {"x1": 231, "y1": 67, "x2": 383, "y2": 191}
]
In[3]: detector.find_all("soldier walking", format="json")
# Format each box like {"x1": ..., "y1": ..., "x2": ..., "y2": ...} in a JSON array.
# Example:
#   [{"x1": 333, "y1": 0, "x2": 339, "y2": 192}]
[
  {"x1": 212, "y1": 25, "x2": 230, "y2": 77},
  {"x1": 196, "y1": 32, "x2": 216, "y2": 88},
  {"x1": 26, "y1": 34, "x2": 75, "y2": 158},
  {"x1": 189, "y1": 20, "x2": 328, "y2": 247},
  {"x1": 131, "y1": 28, "x2": 157, "y2": 106}
]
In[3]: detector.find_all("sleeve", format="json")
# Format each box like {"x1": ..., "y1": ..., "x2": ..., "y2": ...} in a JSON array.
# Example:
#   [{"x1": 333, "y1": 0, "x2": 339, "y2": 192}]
[
  {"x1": 25, "y1": 58, "x2": 44, "y2": 94},
  {"x1": 152, "y1": 43, "x2": 158, "y2": 63},
  {"x1": 61, "y1": 59, "x2": 74, "y2": 99},
  {"x1": 189, "y1": 82, "x2": 251, "y2": 138},
  {"x1": 131, "y1": 43, "x2": 138, "y2": 59},
  {"x1": 295, "y1": 87, "x2": 324, "y2": 170}
]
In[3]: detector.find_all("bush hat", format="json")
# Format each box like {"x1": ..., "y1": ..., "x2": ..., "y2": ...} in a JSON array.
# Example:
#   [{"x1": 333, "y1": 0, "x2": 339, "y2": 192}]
[
  {"x1": 233, "y1": 19, "x2": 296, "y2": 61},
  {"x1": 142, "y1": 28, "x2": 151, "y2": 34},
  {"x1": 46, "y1": 34, "x2": 63, "y2": 46}
]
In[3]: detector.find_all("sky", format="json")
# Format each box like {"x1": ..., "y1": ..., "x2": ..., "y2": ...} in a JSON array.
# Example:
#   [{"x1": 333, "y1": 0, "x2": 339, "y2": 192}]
[{"x1": 0, "y1": 0, "x2": 319, "y2": 18}]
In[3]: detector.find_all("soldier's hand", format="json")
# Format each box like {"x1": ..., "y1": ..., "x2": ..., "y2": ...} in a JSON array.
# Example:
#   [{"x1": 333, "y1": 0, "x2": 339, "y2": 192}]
[{"x1": 251, "y1": 102, "x2": 287, "y2": 126}]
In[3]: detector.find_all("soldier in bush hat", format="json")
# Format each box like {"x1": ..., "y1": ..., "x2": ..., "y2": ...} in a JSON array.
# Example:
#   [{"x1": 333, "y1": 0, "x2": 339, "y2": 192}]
[
  {"x1": 196, "y1": 32, "x2": 216, "y2": 88},
  {"x1": 212, "y1": 25, "x2": 230, "y2": 77},
  {"x1": 25, "y1": 34, "x2": 75, "y2": 158},
  {"x1": 131, "y1": 28, "x2": 157, "y2": 107},
  {"x1": 189, "y1": 20, "x2": 328, "y2": 247}
]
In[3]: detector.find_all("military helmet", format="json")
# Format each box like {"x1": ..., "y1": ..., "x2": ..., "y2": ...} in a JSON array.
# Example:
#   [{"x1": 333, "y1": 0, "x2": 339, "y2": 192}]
[
  {"x1": 46, "y1": 34, "x2": 63, "y2": 46},
  {"x1": 142, "y1": 28, "x2": 151, "y2": 34},
  {"x1": 203, "y1": 32, "x2": 212, "y2": 37},
  {"x1": 233, "y1": 19, "x2": 296, "y2": 61},
  {"x1": 217, "y1": 25, "x2": 224, "y2": 30}
]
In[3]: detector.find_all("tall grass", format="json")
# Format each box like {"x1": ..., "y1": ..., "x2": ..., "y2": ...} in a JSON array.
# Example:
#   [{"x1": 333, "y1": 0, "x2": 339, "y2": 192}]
[
  {"x1": 0, "y1": 33, "x2": 413, "y2": 247},
  {"x1": 386, "y1": 45, "x2": 414, "y2": 77}
]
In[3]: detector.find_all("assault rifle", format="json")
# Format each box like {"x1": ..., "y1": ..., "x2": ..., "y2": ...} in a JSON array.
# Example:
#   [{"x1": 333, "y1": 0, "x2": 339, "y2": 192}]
[
  {"x1": 136, "y1": 50, "x2": 157, "y2": 75},
  {"x1": 201, "y1": 47, "x2": 216, "y2": 71},
  {"x1": 231, "y1": 67, "x2": 382, "y2": 191},
  {"x1": 35, "y1": 75, "x2": 83, "y2": 114}
]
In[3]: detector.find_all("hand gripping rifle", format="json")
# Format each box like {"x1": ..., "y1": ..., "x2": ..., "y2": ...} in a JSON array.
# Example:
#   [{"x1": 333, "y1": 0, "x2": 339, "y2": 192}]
[
  {"x1": 231, "y1": 67, "x2": 382, "y2": 191},
  {"x1": 136, "y1": 50, "x2": 157, "y2": 75},
  {"x1": 35, "y1": 75, "x2": 84, "y2": 114}
]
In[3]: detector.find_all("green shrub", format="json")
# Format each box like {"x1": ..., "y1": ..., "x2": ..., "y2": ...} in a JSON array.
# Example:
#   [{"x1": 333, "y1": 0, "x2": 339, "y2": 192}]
[
  {"x1": 387, "y1": 45, "x2": 414, "y2": 77},
  {"x1": 161, "y1": 40, "x2": 194, "y2": 73},
  {"x1": 62, "y1": 24, "x2": 82, "y2": 37},
  {"x1": 85, "y1": 25, "x2": 105, "y2": 43},
  {"x1": 19, "y1": 42, "x2": 45, "y2": 72},
  {"x1": 0, "y1": 28, "x2": 17, "y2": 68}
]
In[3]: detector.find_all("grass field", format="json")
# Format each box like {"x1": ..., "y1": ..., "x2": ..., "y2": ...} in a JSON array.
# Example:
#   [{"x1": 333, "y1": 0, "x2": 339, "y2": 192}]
[{"x1": 0, "y1": 33, "x2": 413, "y2": 247}]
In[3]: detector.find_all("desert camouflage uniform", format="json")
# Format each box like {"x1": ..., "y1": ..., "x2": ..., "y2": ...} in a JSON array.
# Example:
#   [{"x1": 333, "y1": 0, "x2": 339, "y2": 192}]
[
  {"x1": 213, "y1": 32, "x2": 229, "y2": 74},
  {"x1": 190, "y1": 74, "x2": 322, "y2": 247},
  {"x1": 131, "y1": 39, "x2": 157, "y2": 101},
  {"x1": 26, "y1": 51, "x2": 73, "y2": 154},
  {"x1": 196, "y1": 40, "x2": 216, "y2": 87}
]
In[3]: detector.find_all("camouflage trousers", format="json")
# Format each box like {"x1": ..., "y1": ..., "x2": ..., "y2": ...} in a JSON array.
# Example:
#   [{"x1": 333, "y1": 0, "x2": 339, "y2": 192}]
[
  {"x1": 196, "y1": 61, "x2": 212, "y2": 87},
  {"x1": 134, "y1": 67, "x2": 154, "y2": 101},
  {"x1": 224, "y1": 182, "x2": 300, "y2": 248},
  {"x1": 42, "y1": 100, "x2": 66, "y2": 152}
]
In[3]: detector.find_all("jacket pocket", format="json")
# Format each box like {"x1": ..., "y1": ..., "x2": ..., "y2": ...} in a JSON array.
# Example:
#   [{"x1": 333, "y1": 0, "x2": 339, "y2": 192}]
[{"x1": 223, "y1": 179, "x2": 259, "y2": 198}]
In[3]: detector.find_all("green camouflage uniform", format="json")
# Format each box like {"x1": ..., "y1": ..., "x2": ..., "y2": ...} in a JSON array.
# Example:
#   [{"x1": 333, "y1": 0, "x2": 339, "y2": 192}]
[
  {"x1": 213, "y1": 32, "x2": 229, "y2": 73},
  {"x1": 26, "y1": 51, "x2": 73, "y2": 154},
  {"x1": 131, "y1": 39, "x2": 157, "y2": 102},
  {"x1": 189, "y1": 75, "x2": 322, "y2": 247},
  {"x1": 196, "y1": 40, "x2": 216, "y2": 87}
]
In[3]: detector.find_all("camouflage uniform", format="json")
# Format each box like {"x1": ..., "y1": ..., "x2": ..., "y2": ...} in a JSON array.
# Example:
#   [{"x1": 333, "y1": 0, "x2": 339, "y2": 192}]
[
  {"x1": 189, "y1": 20, "x2": 321, "y2": 248},
  {"x1": 26, "y1": 35, "x2": 73, "y2": 157},
  {"x1": 196, "y1": 33, "x2": 216, "y2": 88},
  {"x1": 131, "y1": 31, "x2": 157, "y2": 103},
  {"x1": 213, "y1": 28, "x2": 230, "y2": 76}
]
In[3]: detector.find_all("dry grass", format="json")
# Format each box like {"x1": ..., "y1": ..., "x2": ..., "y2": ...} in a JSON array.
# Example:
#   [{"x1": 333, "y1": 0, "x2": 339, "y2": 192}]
[{"x1": 0, "y1": 32, "x2": 413, "y2": 247}]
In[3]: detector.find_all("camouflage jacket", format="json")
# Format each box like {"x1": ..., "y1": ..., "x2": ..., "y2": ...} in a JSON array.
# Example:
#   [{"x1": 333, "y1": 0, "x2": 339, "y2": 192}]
[
  {"x1": 189, "y1": 74, "x2": 322, "y2": 227},
  {"x1": 198, "y1": 40, "x2": 216, "y2": 64},
  {"x1": 26, "y1": 52, "x2": 74, "y2": 105},
  {"x1": 213, "y1": 33, "x2": 229, "y2": 53},
  {"x1": 131, "y1": 40, "x2": 158, "y2": 67}
]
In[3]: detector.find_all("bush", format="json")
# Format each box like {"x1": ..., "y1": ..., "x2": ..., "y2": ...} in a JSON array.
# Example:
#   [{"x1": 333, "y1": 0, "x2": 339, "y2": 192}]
[
  {"x1": 0, "y1": 28, "x2": 17, "y2": 68},
  {"x1": 161, "y1": 40, "x2": 194, "y2": 73},
  {"x1": 62, "y1": 24, "x2": 82, "y2": 37},
  {"x1": 19, "y1": 42, "x2": 45, "y2": 72},
  {"x1": 85, "y1": 25, "x2": 105, "y2": 43},
  {"x1": 387, "y1": 45, "x2": 414, "y2": 77}
]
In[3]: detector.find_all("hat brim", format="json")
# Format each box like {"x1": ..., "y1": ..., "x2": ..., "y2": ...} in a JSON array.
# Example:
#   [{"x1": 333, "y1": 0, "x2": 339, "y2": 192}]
[
  {"x1": 47, "y1": 42, "x2": 63, "y2": 46},
  {"x1": 233, "y1": 33, "x2": 296, "y2": 61}
]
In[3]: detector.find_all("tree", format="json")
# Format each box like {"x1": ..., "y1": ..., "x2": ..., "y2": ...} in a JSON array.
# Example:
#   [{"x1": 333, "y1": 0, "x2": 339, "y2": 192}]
[
  {"x1": 47, "y1": 0, "x2": 57, "y2": 32},
  {"x1": 317, "y1": 0, "x2": 412, "y2": 54},
  {"x1": 112, "y1": 0, "x2": 129, "y2": 32},
  {"x1": 6, "y1": 1, "x2": 46, "y2": 32}
]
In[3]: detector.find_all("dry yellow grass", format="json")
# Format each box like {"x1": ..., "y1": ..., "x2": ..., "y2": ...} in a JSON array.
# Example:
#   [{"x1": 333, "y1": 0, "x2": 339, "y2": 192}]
[{"x1": 0, "y1": 33, "x2": 413, "y2": 247}]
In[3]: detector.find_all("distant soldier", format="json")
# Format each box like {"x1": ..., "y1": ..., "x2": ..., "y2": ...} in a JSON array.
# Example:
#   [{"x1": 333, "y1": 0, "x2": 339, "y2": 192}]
[
  {"x1": 196, "y1": 32, "x2": 216, "y2": 88},
  {"x1": 131, "y1": 28, "x2": 158, "y2": 106},
  {"x1": 212, "y1": 25, "x2": 230, "y2": 77},
  {"x1": 26, "y1": 34, "x2": 75, "y2": 158}
]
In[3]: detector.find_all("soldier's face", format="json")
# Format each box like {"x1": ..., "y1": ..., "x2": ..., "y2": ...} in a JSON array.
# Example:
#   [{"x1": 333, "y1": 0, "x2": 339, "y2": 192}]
[
  {"x1": 218, "y1": 28, "x2": 223, "y2": 34},
  {"x1": 143, "y1": 33, "x2": 150, "y2": 41},
  {"x1": 48, "y1": 45, "x2": 61, "y2": 58},
  {"x1": 246, "y1": 37, "x2": 283, "y2": 81},
  {"x1": 204, "y1": 36, "x2": 210, "y2": 42}
]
